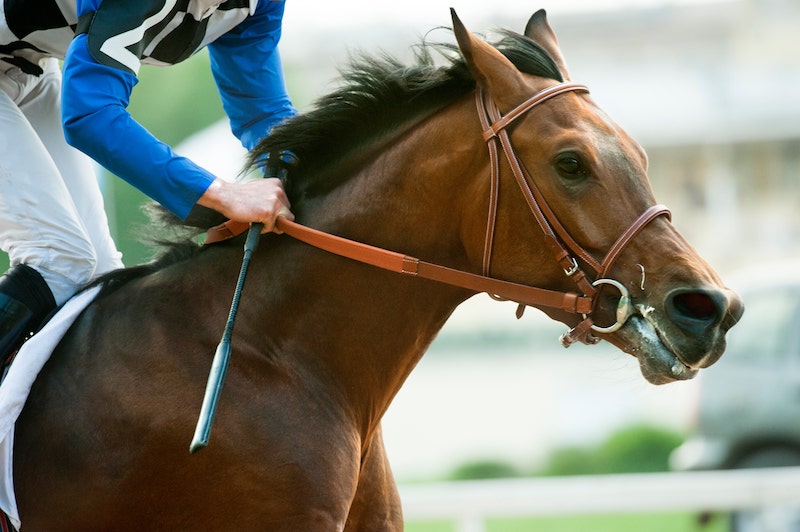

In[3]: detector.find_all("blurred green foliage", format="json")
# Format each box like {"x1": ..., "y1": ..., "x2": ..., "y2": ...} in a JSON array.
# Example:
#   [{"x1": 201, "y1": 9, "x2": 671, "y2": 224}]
[
  {"x1": 539, "y1": 424, "x2": 684, "y2": 476},
  {"x1": 448, "y1": 459, "x2": 523, "y2": 481},
  {"x1": 448, "y1": 424, "x2": 684, "y2": 481},
  {"x1": 407, "y1": 512, "x2": 725, "y2": 532}
]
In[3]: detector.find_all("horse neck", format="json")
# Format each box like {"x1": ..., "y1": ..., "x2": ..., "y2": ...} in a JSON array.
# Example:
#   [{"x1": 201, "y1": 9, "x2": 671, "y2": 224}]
[
  {"x1": 239, "y1": 243, "x2": 466, "y2": 441},
  {"x1": 246, "y1": 94, "x2": 487, "y2": 434}
]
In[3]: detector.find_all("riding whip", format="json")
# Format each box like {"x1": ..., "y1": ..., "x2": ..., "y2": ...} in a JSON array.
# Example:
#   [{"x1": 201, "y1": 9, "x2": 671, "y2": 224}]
[{"x1": 190, "y1": 150, "x2": 298, "y2": 454}]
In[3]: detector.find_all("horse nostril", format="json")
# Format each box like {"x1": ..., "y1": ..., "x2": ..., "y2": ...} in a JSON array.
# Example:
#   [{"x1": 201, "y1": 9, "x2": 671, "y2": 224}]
[
  {"x1": 664, "y1": 287, "x2": 743, "y2": 368},
  {"x1": 665, "y1": 288, "x2": 727, "y2": 336},
  {"x1": 672, "y1": 292, "x2": 718, "y2": 322}
]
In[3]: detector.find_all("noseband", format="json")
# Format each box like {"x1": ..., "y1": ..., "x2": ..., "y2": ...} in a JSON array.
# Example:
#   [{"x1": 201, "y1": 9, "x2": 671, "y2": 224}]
[{"x1": 476, "y1": 82, "x2": 671, "y2": 346}]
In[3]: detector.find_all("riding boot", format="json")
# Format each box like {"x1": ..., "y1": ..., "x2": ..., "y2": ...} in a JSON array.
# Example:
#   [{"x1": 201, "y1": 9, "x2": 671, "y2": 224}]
[{"x1": 0, "y1": 264, "x2": 57, "y2": 362}]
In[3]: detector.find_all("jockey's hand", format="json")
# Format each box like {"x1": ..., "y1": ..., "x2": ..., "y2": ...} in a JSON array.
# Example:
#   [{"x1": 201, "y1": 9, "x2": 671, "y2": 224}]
[{"x1": 197, "y1": 177, "x2": 294, "y2": 234}]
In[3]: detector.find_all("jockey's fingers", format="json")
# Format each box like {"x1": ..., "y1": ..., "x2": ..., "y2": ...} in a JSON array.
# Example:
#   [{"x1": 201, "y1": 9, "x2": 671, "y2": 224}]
[
  {"x1": 259, "y1": 182, "x2": 293, "y2": 233},
  {"x1": 261, "y1": 209, "x2": 294, "y2": 234}
]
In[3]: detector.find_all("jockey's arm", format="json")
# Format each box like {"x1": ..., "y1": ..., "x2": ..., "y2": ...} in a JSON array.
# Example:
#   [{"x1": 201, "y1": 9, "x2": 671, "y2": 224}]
[{"x1": 61, "y1": 0, "x2": 295, "y2": 227}]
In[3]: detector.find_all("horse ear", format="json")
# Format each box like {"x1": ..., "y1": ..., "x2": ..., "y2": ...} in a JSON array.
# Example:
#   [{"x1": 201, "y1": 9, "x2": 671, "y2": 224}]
[
  {"x1": 524, "y1": 9, "x2": 571, "y2": 81},
  {"x1": 451, "y1": 9, "x2": 528, "y2": 112}
]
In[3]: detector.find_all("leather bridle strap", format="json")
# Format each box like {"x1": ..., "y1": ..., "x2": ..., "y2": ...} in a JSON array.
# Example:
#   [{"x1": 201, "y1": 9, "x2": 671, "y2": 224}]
[
  {"x1": 476, "y1": 83, "x2": 671, "y2": 284},
  {"x1": 475, "y1": 82, "x2": 671, "y2": 344},
  {"x1": 477, "y1": 83, "x2": 600, "y2": 289},
  {"x1": 599, "y1": 204, "x2": 671, "y2": 278},
  {"x1": 273, "y1": 217, "x2": 593, "y2": 315},
  {"x1": 206, "y1": 217, "x2": 591, "y2": 313}
]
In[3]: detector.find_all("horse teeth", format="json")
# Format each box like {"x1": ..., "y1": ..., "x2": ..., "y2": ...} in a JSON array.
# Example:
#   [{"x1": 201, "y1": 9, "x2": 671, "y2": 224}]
[{"x1": 636, "y1": 304, "x2": 655, "y2": 318}]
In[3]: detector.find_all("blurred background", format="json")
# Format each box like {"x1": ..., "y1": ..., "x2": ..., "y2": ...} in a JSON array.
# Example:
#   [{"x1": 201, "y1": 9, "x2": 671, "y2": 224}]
[{"x1": 17, "y1": 0, "x2": 800, "y2": 529}]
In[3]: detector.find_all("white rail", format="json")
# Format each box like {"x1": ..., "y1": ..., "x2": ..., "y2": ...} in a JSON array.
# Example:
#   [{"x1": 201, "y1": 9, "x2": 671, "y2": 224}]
[{"x1": 399, "y1": 467, "x2": 800, "y2": 531}]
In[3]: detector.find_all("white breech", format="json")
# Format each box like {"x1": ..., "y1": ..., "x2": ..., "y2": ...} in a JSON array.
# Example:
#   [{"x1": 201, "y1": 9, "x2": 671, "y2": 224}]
[{"x1": 0, "y1": 58, "x2": 123, "y2": 305}]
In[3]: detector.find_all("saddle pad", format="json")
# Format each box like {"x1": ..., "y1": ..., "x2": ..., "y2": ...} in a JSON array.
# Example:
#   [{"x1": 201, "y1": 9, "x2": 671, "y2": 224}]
[{"x1": 0, "y1": 285, "x2": 101, "y2": 531}]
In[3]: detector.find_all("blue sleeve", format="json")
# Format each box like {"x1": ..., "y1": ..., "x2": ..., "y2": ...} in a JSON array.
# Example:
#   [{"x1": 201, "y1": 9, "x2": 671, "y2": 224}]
[
  {"x1": 62, "y1": 35, "x2": 215, "y2": 219},
  {"x1": 207, "y1": 0, "x2": 297, "y2": 151}
]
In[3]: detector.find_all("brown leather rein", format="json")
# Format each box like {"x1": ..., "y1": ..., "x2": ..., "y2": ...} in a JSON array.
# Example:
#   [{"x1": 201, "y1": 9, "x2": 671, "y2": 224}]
[{"x1": 206, "y1": 82, "x2": 670, "y2": 347}]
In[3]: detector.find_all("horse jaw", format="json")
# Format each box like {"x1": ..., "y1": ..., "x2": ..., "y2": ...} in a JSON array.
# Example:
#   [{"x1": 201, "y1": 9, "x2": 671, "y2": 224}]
[
  {"x1": 534, "y1": 307, "x2": 694, "y2": 386},
  {"x1": 609, "y1": 315, "x2": 700, "y2": 385}
]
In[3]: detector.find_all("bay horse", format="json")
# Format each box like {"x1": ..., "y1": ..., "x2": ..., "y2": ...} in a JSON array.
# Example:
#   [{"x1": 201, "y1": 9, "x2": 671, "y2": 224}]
[{"x1": 10, "y1": 9, "x2": 742, "y2": 531}]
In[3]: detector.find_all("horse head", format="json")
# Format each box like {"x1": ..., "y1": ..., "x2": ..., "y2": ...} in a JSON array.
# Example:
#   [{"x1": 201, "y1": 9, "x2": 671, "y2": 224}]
[{"x1": 450, "y1": 10, "x2": 744, "y2": 385}]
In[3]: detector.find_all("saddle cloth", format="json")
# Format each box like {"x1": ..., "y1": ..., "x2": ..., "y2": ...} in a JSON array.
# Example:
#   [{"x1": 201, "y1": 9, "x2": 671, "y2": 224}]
[{"x1": 0, "y1": 286, "x2": 101, "y2": 531}]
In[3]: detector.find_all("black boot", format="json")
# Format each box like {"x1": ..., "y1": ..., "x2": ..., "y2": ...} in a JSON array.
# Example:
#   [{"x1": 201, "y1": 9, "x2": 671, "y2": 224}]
[{"x1": 0, "y1": 264, "x2": 56, "y2": 362}]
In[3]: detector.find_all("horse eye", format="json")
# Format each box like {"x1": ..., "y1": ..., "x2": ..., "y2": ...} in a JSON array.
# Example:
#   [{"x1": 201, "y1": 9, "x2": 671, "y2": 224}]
[{"x1": 554, "y1": 154, "x2": 587, "y2": 180}]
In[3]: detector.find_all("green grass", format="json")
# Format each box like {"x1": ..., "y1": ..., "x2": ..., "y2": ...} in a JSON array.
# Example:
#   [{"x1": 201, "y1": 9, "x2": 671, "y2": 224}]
[{"x1": 406, "y1": 511, "x2": 728, "y2": 532}]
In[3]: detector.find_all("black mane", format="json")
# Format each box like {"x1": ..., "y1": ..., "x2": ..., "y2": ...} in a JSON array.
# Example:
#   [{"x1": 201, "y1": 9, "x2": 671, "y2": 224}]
[
  {"x1": 251, "y1": 29, "x2": 563, "y2": 202},
  {"x1": 118, "y1": 27, "x2": 563, "y2": 282}
]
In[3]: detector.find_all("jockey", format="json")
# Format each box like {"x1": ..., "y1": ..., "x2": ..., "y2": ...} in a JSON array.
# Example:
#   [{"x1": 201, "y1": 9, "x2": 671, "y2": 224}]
[{"x1": 0, "y1": 0, "x2": 296, "y2": 358}]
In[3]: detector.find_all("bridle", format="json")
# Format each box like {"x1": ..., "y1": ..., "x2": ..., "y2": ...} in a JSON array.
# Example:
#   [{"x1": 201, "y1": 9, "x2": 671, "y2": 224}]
[
  {"x1": 206, "y1": 82, "x2": 670, "y2": 347},
  {"x1": 475, "y1": 82, "x2": 671, "y2": 345}
]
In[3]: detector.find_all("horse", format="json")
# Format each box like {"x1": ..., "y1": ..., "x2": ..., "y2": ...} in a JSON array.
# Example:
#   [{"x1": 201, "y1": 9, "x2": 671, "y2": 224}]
[{"x1": 9, "y1": 9, "x2": 742, "y2": 531}]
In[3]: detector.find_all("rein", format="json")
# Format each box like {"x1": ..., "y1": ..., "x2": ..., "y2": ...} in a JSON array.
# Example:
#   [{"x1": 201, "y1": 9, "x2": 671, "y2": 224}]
[
  {"x1": 205, "y1": 82, "x2": 670, "y2": 346},
  {"x1": 208, "y1": 217, "x2": 593, "y2": 316}
]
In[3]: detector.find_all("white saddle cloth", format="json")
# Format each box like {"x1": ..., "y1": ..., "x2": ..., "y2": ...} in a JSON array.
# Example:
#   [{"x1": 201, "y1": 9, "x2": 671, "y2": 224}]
[{"x1": 0, "y1": 286, "x2": 100, "y2": 531}]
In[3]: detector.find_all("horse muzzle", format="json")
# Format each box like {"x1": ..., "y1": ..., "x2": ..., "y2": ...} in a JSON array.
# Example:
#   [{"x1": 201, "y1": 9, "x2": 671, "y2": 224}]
[
  {"x1": 662, "y1": 286, "x2": 745, "y2": 368},
  {"x1": 613, "y1": 284, "x2": 744, "y2": 385}
]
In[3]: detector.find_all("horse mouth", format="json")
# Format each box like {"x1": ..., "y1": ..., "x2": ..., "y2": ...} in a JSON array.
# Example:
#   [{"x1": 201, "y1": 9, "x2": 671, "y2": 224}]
[{"x1": 618, "y1": 313, "x2": 698, "y2": 385}]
